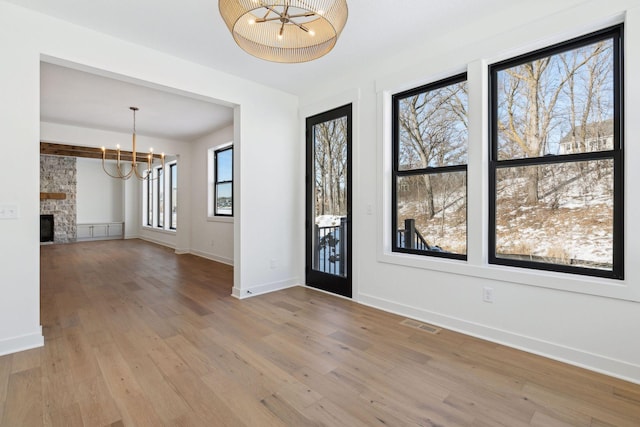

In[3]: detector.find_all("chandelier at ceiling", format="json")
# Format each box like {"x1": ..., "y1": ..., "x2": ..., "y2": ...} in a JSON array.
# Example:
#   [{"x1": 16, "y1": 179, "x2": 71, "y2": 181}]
[
  {"x1": 219, "y1": 0, "x2": 348, "y2": 63},
  {"x1": 101, "y1": 107, "x2": 165, "y2": 180}
]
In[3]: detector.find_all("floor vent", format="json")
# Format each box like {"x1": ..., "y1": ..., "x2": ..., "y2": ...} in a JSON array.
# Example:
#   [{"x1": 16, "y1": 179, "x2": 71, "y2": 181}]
[{"x1": 401, "y1": 319, "x2": 441, "y2": 334}]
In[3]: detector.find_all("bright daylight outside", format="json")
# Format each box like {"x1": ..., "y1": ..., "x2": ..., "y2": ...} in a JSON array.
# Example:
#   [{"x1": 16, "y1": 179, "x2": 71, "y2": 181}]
[
  {"x1": 493, "y1": 33, "x2": 618, "y2": 272},
  {"x1": 394, "y1": 76, "x2": 468, "y2": 256},
  {"x1": 314, "y1": 116, "x2": 348, "y2": 277},
  {"x1": 215, "y1": 147, "x2": 233, "y2": 216}
]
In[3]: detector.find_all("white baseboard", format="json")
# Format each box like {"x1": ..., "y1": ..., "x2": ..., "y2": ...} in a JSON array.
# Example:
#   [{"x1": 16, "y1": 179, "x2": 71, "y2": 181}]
[
  {"x1": 138, "y1": 235, "x2": 175, "y2": 250},
  {"x1": 0, "y1": 328, "x2": 44, "y2": 357},
  {"x1": 232, "y1": 278, "x2": 299, "y2": 299},
  {"x1": 359, "y1": 293, "x2": 640, "y2": 385},
  {"x1": 190, "y1": 249, "x2": 233, "y2": 266}
]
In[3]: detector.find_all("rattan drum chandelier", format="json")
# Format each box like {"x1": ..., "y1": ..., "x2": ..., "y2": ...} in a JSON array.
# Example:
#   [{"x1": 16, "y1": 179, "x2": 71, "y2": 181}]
[{"x1": 219, "y1": 0, "x2": 348, "y2": 63}]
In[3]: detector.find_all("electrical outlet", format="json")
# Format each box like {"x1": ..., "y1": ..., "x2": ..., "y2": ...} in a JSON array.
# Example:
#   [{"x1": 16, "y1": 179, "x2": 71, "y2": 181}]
[{"x1": 482, "y1": 287, "x2": 494, "y2": 303}]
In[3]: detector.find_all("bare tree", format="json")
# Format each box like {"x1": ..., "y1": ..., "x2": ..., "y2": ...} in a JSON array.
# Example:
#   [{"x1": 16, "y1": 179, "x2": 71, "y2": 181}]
[
  {"x1": 497, "y1": 41, "x2": 613, "y2": 204},
  {"x1": 397, "y1": 82, "x2": 468, "y2": 218},
  {"x1": 314, "y1": 117, "x2": 347, "y2": 218}
]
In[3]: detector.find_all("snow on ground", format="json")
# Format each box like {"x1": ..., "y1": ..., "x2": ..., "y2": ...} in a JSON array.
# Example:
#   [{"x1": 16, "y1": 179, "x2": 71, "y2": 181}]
[
  {"x1": 316, "y1": 215, "x2": 343, "y2": 227},
  {"x1": 398, "y1": 166, "x2": 614, "y2": 267}
]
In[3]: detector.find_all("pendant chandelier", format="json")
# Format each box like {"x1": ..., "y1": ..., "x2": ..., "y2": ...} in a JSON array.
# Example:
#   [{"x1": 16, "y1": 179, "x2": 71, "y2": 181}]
[
  {"x1": 219, "y1": 0, "x2": 348, "y2": 63},
  {"x1": 101, "y1": 107, "x2": 165, "y2": 180}
]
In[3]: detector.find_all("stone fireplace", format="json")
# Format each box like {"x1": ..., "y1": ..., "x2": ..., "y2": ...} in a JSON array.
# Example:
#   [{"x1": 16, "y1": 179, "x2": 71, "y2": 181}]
[{"x1": 40, "y1": 155, "x2": 77, "y2": 243}]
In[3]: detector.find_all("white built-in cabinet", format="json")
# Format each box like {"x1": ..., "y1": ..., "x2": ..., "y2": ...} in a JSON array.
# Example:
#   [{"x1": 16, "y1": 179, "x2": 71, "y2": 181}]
[{"x1": 77, "y1": 222, "x2": 124, "y2": 241}]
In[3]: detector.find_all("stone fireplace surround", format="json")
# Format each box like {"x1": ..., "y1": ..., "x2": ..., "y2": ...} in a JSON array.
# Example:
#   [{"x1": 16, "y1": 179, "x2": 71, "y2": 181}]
[{"x1": 40, "y1": 155, "x2": 77, "y2": 243}]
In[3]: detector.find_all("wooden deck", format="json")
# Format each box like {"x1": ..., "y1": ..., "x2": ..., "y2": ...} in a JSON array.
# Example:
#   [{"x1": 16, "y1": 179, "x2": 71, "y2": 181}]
[{"x1": 0, "y1": 239, "x2": 638, "y2": 426}]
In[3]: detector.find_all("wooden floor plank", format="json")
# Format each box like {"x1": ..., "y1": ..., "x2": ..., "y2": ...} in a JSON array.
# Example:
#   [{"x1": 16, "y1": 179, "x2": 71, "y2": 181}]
[
  {"x1": 1, "y1": 367, "x2": 43, "y2": 426},
  {"x1": 303, "y1": 397, "x2": 390, "y2": 427},
  {"x1": 0, "y1": 355, "x2": 12, "y2": 406},
  {"x1": 10, "y1": 347, "x2": 41, "y2": 374},
  {"x1": 293, "y1": 365, "x2": 413, "y2": 426},
  {"x1": 93, "y1": 342, "x2": 164, "y2": 427},
  {"x1": 74, "y1": 376, "x2": 122, "y2": 427},
  {"x1": 42, "y1": 369, "x2": 79, "y2": 419},
  {"x1": 260, "y1": 392, "x2": 322, "y2": 427},
  {"x1": 522, "y1": 381, "x2": 640, "y2": 427},
  {"x1": 63, "y1": 327, "x2": 101, "y2": 383},
  {"x1": 44, "y1": 402, "x2": 85, "y2": 427},
  {"x1": 167, "y1": 369, "x2": 246, "y2": 426},
  {"x1": 201, "y1": 370, "x2": 287, "y2": 427},
  {"x1": 4, "y1": 238, "x2": 633, "y2": 427}
]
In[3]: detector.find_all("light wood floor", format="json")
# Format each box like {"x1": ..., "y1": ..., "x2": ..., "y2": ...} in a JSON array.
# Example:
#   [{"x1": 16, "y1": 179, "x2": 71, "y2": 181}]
[{"x1": 0, "y1": 239, "x2": 638, "y2": 426}]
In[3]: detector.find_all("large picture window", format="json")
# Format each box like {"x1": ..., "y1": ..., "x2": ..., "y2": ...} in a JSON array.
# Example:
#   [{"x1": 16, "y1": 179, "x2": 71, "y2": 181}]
[
  {"x1": 489, "y1": 25, "x2": 623, "y2": 279},
  {"x1": 143, "y1": 161, "x2": 177, "y2": 231},
  {"x1": 214, "y1": 146, "x2": 233, "y2": 216},
  {"x1": 392, "y1": 73, "x2": 468, "y2": 259}
]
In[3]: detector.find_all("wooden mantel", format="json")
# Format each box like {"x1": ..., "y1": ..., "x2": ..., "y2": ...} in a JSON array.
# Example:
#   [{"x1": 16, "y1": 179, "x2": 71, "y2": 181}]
[{"x1": 40, "y1": 192, "x2": 66, "y2": 200}]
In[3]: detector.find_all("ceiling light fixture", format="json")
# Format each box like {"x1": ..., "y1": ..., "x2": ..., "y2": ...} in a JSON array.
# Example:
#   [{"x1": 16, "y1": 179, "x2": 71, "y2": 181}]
[
  {"x1": 101, "y1": 107, "x2": 165, "y2": 180},
  {"x1": 219, "y1": 0, "x2": 348, "y2": 63}
]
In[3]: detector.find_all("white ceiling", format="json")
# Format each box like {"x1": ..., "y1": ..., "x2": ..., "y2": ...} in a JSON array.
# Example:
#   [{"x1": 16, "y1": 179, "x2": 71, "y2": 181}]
[
  {"x1": 15, "y1": 0, "x2": 524, "y2": 94},
  {"x1": 41, "y1": 62, "x2": 234, "y2": 141},
  {"x1": 10, "y1": 0, "x2": 588, "y2": 140}
]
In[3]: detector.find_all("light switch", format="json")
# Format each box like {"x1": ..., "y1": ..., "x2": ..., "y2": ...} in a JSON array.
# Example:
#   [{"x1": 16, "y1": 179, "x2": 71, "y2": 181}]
[{"x1": 0, "y1": 204, "x2": 19, "y2": 219}]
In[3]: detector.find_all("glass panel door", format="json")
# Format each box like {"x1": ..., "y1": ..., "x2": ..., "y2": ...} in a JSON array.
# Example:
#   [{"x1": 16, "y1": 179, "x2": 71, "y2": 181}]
[{"x1": 306, "y1": 104, "x2": 352, "y2": 298}]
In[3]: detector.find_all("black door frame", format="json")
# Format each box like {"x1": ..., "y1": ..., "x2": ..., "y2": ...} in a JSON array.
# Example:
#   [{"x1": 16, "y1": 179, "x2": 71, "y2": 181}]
[{"x1": 305, "y1": 104, "x2": 353, "y2": 298}]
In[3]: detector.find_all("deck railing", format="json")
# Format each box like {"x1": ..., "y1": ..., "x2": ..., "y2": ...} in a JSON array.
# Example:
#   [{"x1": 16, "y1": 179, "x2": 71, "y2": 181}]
[
  {"x1": 397, "y1": 219, "x2": 437, "y2": 251},
  {"x1": 314, "y1": 217, "x2": 347, "y2": 277}
]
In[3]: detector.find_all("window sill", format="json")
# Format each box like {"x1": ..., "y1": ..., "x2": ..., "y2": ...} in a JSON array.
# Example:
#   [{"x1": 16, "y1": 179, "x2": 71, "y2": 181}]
[
  {"x1": 207, "y1": 216, "x2": 233, "y2": 224},
  {"x1": 377, "y1": 250, "x2": 638, "y2": 303},
  {"x1": 141, "y1": 226, "x2": 177, "y2": 235}
]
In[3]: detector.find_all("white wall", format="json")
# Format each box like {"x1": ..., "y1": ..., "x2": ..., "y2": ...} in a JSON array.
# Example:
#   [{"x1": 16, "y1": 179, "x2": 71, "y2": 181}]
[
  {"x1": 299, "y1": 0, "x2": 640, "y2": 383},
  {"x1": 0, "y1": 3, "x2": 42, "y2": 355},
  {"x1": 76, "y1": 158, "x2": 124, "y2": 223},
  {"x1": 0, "y1": 2, "x2": 299, "y2": 356},
  {"x1": 189, "y1": 124, "x2": 234, "y2": 265},
  {"x1": 123, "y1": 173, "x2": 140, "y2": 239}
]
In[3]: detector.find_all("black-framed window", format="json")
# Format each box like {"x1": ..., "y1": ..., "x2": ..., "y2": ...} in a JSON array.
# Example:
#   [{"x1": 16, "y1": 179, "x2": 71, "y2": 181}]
[
  {"x1": 169, "y1": 162, "x2": 177, "y2": 230},
  {"x1": 143, "y1": 162, "x2": 177, "y2": 231},
  {"x1": 214, "y1": 146, "x2": 233, "y2": 216},
  {"x1": 146, "y1": 176, "x2": 153, "y2": 227},
  {"x1": 392, "y1": 73, "x2": 468, "y2": 260},
  {"x1": 157, "y1": 166, "x2": 164, "y2": 228},
  {"x1": 489, "y1": 25, "x2": 623, "y2": 279}
]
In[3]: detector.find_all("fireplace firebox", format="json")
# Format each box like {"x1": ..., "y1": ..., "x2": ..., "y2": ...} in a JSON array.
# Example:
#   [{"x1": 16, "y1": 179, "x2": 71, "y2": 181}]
[{"x1": 40, "y1": 214, "x2": 54, "y2": 243}]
